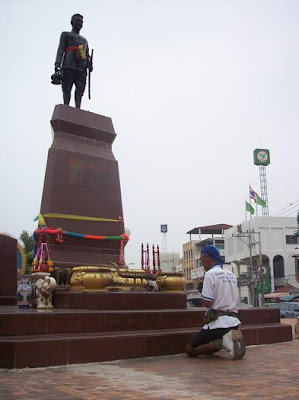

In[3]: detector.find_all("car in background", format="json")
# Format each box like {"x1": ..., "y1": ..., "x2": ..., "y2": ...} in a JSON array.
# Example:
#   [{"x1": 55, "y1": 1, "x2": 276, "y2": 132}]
[
  {"x1": 263, "y1": 303, "x2": 280, "y2": 309},
  {"x1": 186, "y1": 293, "x2": 203, "y2": 308},
  {"x1": 279, "y1": 302, "x2": 299, "y2": 318},
  {"x1": 237, "y1": 302, "x2": 253, "y2": 309}
]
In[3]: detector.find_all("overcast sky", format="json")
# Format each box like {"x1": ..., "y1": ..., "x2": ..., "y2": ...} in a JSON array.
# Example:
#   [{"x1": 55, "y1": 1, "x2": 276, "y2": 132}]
[{"x1": 1, "y1": 0, "x2": 299, "y2": 265}]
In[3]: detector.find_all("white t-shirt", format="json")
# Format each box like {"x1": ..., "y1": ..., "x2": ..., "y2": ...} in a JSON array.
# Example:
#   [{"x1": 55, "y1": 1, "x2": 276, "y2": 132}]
[{"x1": 201, "y1": 264, "x2": 241, "y2": 330}]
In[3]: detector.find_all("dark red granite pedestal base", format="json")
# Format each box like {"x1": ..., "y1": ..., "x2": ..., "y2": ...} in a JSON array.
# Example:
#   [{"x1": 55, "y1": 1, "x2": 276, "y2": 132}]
[
  {"x1": 39, "y1": 105, "x2": 126, "y2": 268},
  {"x1": 53, "y1": 290, "x2": 187, "y2": 310}
]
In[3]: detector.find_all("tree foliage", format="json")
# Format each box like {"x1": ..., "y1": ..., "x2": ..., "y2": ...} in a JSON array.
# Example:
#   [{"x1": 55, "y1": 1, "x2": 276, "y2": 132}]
[{"x1": 19, "y1": 230, "x2": 35, "y2": 270}]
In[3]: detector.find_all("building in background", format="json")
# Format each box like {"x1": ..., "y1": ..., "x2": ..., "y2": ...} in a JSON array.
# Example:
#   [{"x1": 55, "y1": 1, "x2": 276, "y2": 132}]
[
  {"x1": 160, "y1": 252, "x2": 180, "y2": 273},
  {"x1": 225, "y1": 216, "x2": 299, "y2": 305},
  {"x1": 183, "y1": 224, "x2": 232, "y2": 292}
]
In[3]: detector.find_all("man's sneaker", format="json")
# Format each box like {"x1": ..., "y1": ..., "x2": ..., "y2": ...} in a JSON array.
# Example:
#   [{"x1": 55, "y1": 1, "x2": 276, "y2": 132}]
[{"x1": 222, "y1": 329, "x2": 246, "y2": 360}]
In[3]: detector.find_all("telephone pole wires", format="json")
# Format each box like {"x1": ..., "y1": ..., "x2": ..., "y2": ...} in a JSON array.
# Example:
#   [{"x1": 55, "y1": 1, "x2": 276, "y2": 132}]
[{"x1": 232, "y1": 229, "x2": 264, "y2": 307}]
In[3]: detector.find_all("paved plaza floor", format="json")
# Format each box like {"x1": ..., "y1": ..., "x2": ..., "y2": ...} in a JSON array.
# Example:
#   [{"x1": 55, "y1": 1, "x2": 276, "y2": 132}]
[{"x1": 0, "y1": 338, "x2": 298, "y2": 400}]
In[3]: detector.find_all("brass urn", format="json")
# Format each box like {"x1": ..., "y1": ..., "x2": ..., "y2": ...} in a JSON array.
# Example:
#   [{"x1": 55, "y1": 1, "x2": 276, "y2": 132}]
[
  {"x1": 70, "y1": 266, "x2": 113, "y2": 291},
  {"x1": 155, "y1": 272, "x2": 186, "y2": 292}
]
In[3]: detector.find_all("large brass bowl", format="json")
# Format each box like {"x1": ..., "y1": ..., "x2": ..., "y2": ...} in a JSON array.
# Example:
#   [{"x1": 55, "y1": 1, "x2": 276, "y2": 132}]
[
  {"x1": 70, "y1": 266, "x2": 113, "y2": 291},
  {"x1": 70, "y1": 266, "x2": 150, "y2": 292},
  {"x1": 155, "y1": 272, "x2": 186, "y2": 292}
]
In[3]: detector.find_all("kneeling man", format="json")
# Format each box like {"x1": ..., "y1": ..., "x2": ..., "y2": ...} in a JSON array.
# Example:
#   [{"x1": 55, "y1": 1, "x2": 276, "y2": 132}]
[{"x1": 185, "y1": 245, "x2": 246, "y2": 360}]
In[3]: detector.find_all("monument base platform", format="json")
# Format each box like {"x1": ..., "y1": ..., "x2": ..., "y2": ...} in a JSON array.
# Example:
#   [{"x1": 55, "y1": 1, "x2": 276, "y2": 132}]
[
  {"x1": 53, "y1": 289, "x2": 187, "y2": 310},
  {"x1": 0, "y1": 301, "x2": 293, "y2": 369}
]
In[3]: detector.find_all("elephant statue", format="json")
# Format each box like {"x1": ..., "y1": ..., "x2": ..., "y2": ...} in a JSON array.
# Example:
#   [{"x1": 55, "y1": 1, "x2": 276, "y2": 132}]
[{"x1": 35, "y1": 276, "x2": 57, "y2": 309}]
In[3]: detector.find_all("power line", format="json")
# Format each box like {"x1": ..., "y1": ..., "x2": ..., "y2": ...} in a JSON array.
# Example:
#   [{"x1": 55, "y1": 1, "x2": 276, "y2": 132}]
[{"x1": 239, "y1": 201, "x2": 299, "y2": 233}]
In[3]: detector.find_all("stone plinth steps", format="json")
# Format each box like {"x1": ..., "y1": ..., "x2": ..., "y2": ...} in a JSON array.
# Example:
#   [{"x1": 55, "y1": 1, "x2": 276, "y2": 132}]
[{"x1": 0, "y1": 292, "x2": 292, "y2": 369}]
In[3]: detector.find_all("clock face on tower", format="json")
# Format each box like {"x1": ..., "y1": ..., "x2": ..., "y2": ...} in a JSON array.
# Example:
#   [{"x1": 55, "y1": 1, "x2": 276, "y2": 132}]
[
  {"x1": 257, "y1": 150, "x2": 268, "y2": 162},
  {"x1": 253, "y1": 149, "x2": 270, "y2": 166},
  {"x1": 160, "y1": 224, "x2": 168, "y2": 233}
]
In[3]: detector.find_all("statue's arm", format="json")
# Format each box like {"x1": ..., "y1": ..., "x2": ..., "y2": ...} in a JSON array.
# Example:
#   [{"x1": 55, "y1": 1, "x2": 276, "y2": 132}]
[{"x1": 55, "y1": 32, "x2": 67, "y2": 71}]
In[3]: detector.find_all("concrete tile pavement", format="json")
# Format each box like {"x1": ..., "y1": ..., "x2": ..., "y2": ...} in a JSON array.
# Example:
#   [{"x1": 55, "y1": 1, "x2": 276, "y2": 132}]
[{"x1": 0, "y1": 339, "x2": 298, "y2": 400}]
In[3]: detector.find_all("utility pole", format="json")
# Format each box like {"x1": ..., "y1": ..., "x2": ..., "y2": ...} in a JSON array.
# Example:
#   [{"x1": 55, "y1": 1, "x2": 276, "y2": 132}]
[
  {"x1": 257, "y1": 231, "x2": 264, "y2": 306},
  {"x1": 247, "y1": 232, "x2": 255, "y2": 306},
  {"x1": 232, "y1": 229, "x2": 263, "y2": 307},
  {"x1": 234, "y1": 259, "x2": 243, "y2": 304}
]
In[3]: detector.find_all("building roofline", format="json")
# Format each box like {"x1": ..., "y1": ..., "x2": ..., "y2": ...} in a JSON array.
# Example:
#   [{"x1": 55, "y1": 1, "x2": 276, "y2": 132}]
[{"x1": 186, "y1": 223, "x2": 233, "y2": 235}]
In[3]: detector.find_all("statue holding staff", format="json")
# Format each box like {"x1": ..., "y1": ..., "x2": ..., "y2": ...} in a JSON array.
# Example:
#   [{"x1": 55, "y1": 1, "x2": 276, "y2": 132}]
[{"x1": 52, "y1": 13, "x2": 93, "y2": 109}]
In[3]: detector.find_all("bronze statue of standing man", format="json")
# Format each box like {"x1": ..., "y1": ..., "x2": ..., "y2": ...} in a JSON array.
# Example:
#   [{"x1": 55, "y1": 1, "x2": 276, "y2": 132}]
[{"x1": 52, "y1": 14, "x2": 93, "y2": 109}]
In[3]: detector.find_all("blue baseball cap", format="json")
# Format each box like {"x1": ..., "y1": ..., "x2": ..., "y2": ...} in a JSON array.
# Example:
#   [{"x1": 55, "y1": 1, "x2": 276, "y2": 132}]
[{"x1": 201, "y1": 245, "x2": 223, "y2": 263}]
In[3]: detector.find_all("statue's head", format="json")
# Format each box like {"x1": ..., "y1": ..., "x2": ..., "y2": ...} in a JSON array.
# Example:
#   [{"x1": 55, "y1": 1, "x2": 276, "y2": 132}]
[{"x1": 71, "y1": 14, "x2": 83, "y2": 32}]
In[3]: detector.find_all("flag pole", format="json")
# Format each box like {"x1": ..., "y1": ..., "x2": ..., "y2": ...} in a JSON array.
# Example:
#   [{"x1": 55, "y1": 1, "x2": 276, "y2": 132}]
[
  {"x1": 245, "y1": 199, "x2": 247, "y2": 221},
  {"x1": 249, "y1": 184, "x2": 252, "y2": 220}
]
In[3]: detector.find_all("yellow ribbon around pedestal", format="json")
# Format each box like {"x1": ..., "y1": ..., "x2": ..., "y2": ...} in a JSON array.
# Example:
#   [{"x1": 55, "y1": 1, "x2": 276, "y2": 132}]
[{"x1": 39, "y1": 213, "x2": 122, "y2": 224}]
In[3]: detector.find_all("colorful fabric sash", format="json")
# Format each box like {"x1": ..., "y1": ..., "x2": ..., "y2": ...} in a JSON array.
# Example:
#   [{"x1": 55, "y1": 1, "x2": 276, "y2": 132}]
[{"x1": 65, "y1": 45, "x2": 86, "y2": 60}]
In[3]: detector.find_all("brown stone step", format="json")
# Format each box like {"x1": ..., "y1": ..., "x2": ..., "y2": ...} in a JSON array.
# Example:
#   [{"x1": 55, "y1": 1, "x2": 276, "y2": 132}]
[
  {"x1": 53, "y1": 290, "x2": 187, "y2": 310},
  {"x1": 0, "y1": 308, "x2": 281, "y2": 337},
  {"x1": 0, "y1": 323, "x2": 292, "y2": 369}
]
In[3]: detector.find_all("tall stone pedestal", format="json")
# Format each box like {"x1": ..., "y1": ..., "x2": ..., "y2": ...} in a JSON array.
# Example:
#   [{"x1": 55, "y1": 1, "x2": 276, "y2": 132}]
[{"x1": 39, "y1": 105, "x2": 126, "y2": 268}]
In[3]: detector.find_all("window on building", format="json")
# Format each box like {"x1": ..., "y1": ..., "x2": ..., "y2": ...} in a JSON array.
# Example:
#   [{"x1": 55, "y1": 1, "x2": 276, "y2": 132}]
[
  {"x1": 273, "y1": 255, "x2": 285, "y2": 278},
  {"x1": 285, "y1": 235, "x2": 299, "y2": 245},
  {"x1": 215, "y1": 240, "x2": 224, "y2": 249}
]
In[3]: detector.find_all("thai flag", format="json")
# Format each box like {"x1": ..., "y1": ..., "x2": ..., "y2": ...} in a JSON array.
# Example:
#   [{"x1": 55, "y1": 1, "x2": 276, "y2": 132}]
[{"x1": 249, "y1": 185, "x2": 257, "y2": 202}]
